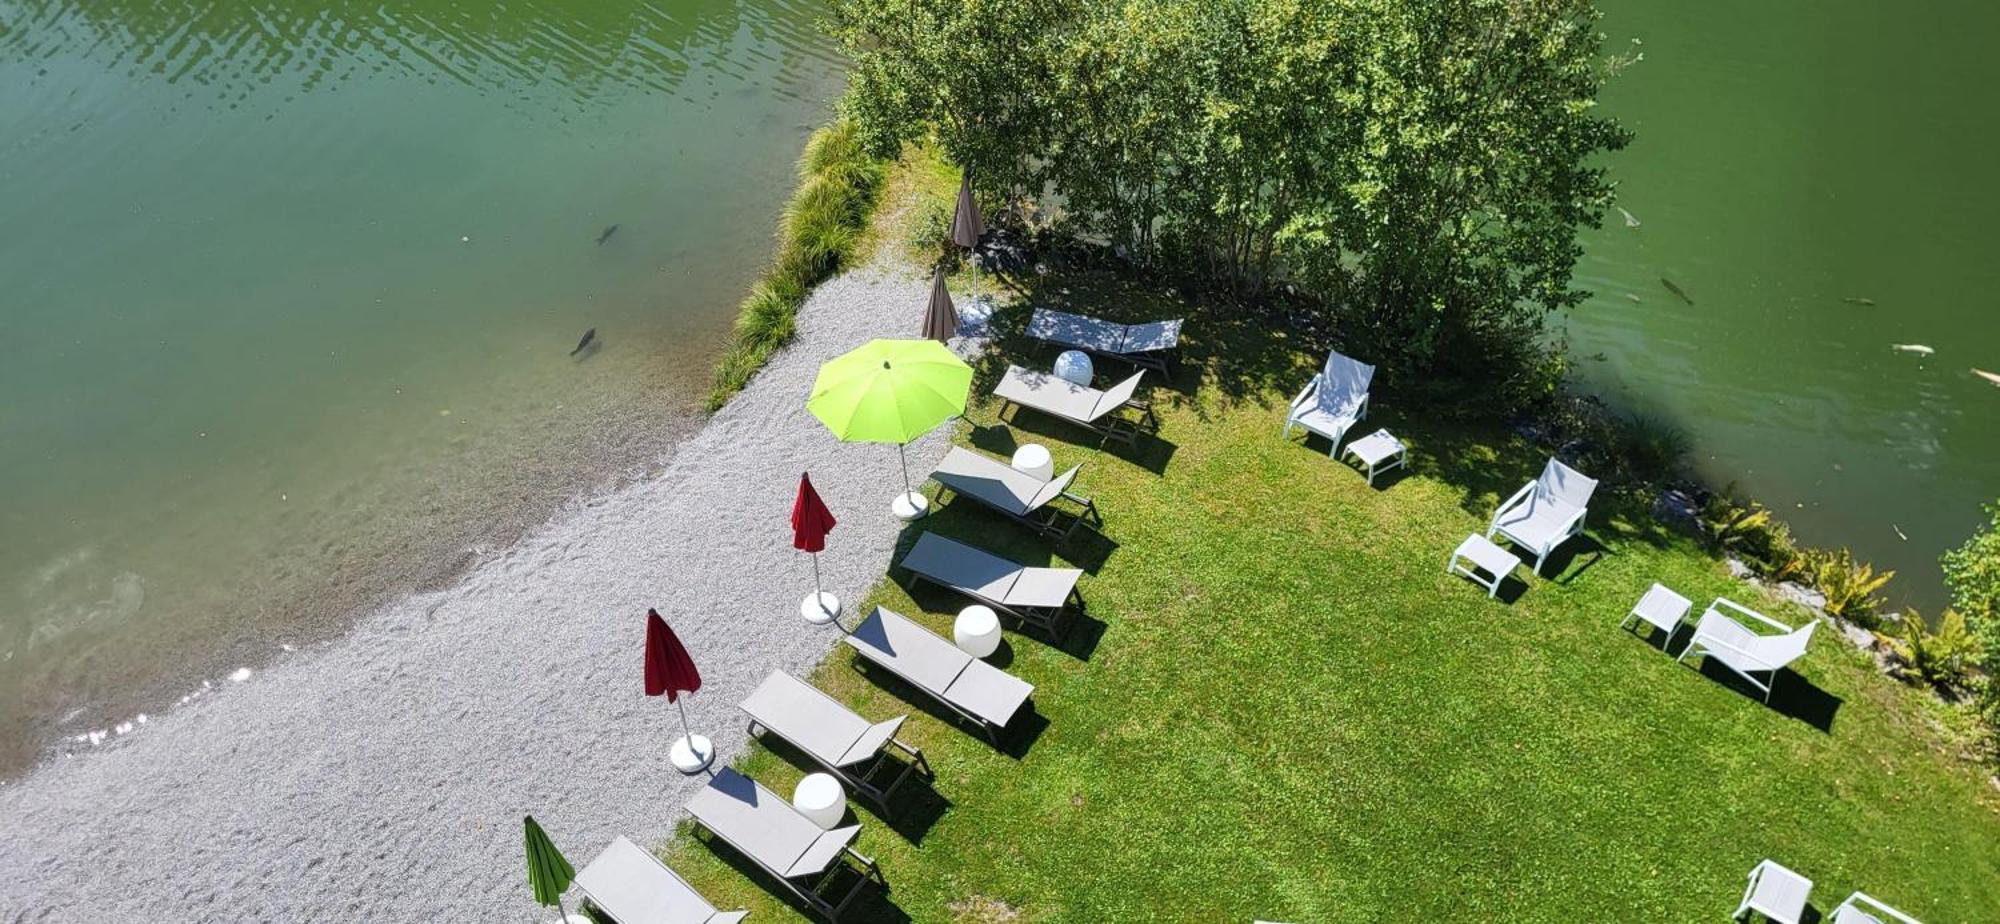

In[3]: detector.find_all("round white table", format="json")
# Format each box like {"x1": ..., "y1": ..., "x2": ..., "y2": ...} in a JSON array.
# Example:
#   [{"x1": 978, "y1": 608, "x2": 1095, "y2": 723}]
[
  {"x1": 953, "y1": 604, "x2": 1002, "y2": 658},
  {"x1": 1053, "y1": 350, "x2": 1093, "y2": 386},
  {"x1": 1010, "y1": 443, "x2": 1054, "y2": 481},
  {"x1": 792, "y1": 772, "x2": 846, "y2": 830}
]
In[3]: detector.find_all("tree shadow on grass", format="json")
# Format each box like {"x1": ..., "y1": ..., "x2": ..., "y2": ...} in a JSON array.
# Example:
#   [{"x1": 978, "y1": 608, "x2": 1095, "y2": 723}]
[
  {"x1": 847, "y1": 657, "x2": 1050, "y2": 760},
  {"x1": 689, "y1": 828, "x2": 909, "y2": 924}
]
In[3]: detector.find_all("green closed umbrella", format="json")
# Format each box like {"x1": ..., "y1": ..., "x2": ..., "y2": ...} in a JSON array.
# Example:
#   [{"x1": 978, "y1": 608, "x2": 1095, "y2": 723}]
[
  {"x1": 523, "y1": 815, "x2": 576, "y2": 922},
  {"x1": 808, "y1": 338, "x2": 972, "y2": 518}
]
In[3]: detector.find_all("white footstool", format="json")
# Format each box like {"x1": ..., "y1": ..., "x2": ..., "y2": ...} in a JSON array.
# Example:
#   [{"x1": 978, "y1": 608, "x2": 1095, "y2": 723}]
[
  {"x1": 1448, "y1": 534, "x2": 1521, "y2": 599},
  {"x1": 1621, "y1": 582, "x2": 1692, "y2": 643},
  {"x1": 1342, "y1": 429, "x2": 1407, "y2": 485}
]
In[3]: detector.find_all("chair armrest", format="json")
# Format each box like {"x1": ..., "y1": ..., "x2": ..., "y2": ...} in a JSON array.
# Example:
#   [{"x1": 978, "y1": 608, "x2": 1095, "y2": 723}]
[
  {"x1": 1838, "y1": 892, "x2": 1923, "y2": 924},
  {"x1": 1289, "y1": 376, "x2": 1322, "y2": 412},
  {"x1": 1492, "y1": 482, "x2": 1535, "y2": 525},
  {"x1": 1555, "y1": 504, "x2": 1588, "y2": 539},
  {"x1": 1710, "y1": 597, "x2": 1792, "y2": 633},
  {"x1": 1690, "y1": 628, "x2": 1780, "y2": 672}
]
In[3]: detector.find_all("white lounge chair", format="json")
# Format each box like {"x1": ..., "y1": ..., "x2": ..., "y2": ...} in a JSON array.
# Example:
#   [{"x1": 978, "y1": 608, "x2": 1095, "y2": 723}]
[
  {"x1": 1831, "y1": 891, "x2": 1923, "y2": 924},
  {"x1": 1282, "y1": 349, "x2": 1374, "y2": 455},
  {"x1": 993, "y1": 365, "x2": 1154, "y2": 446},
  {"x1": 1487, "y1": 458, "x2": 1597, "y2": 575},
  {"x1": 573, "y1": 836, "x2": 748, "y2": 924},
  {"x1": 1026, "y1": 308, "x2": 1182, "y2": 373},
  {"x1": 1735, "y1": 859, "x2": 1812, "y2": 924},
  {"x1": 1678, "y1": 599, "x2": 1816, "y2": 702}
]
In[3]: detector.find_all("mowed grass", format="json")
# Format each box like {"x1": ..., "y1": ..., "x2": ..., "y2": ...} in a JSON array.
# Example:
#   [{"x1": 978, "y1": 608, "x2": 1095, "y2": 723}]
[{"x1": 664, "y1": 278, "x2": 2000, "y2": 922}]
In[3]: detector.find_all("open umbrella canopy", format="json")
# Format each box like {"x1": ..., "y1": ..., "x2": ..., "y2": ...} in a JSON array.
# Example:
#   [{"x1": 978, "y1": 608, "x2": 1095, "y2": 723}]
[
  {"x1": 922, "y1": 266, "x2": 958, "y2": 343},
  {"x1": 522, "y1": 815, "x2": 575, "y2": 908},
  {"x1": 808, "y1": 338, "x2": 971, "y2": 444},
  {"x1": 643, "y1": 609, "x2": 701, "y2": 702},
  {"x1": 791, "y1": 473, "x2": 837, "y2": 552}
]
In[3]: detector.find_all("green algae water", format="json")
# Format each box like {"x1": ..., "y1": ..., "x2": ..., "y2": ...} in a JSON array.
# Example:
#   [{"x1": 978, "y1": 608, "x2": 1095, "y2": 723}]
[
  {"x1": 1573, "y1": 1, "x2": 2000, "y2": 612},
  {"x1": 0, "y1": 0, "x2": 842, "y2": 772}
]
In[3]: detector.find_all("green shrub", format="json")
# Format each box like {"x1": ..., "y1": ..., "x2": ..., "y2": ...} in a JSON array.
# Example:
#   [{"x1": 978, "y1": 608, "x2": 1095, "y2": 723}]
[
  {"x1": 1884, "y1": 608, "x2": 1982, "y2": 692},
  {"x1": 1806, "y1": 547, "x2": 1894, "y2": 626},
  {"x1": 1617, "y1": 412, "x2": 1690, "y2": 480},
  {"x1": 1700, "y1": 486, "x2": 1804, "y2": 581},
  {"x1": 907, "y1": 199, "x2": 956, "y2": 269},
  {"x1": 1941, "y1": 501, "x2": 2000, "y2": 751},
  {"x1": 706, "y1": 116, "x2": 883, "y2": 411}
]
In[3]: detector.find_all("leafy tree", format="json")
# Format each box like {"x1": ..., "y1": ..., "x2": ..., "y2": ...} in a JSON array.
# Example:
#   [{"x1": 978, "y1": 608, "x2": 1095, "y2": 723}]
[
  {"x1": 1942, "y1": 501, "x2": 2000, "y2": 740},
  {"x1": 830, "y1": 0, "x2": 1629, "y2": 410}
]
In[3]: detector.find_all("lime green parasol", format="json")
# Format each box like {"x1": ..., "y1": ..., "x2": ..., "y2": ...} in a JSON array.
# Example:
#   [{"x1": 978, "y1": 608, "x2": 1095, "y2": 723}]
[
  {"x1": 523, "y1": 815, "x2": 576, "y2": 920},
  {"x1": 808, "y1": 338, "x2": 971, "y2": 516}
]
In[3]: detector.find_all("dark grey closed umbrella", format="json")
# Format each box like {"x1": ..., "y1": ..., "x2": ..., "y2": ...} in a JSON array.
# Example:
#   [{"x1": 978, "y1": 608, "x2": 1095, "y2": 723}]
[
  {"x1": 950, "y1": 172, "x2": 984, "y2": 249},
  {"x1": 922, "y1": 266, "x2": 958, "y2": 342}
]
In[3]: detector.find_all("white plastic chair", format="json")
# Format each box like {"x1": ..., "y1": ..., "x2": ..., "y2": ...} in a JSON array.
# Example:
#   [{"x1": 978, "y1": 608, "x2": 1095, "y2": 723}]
[
  {"x1": 1734, "y1": 859, "x2": 1812, "y2": 924},
  {"x1": 1487, "y1": 458, "x2": 1597, "y2": 575},
  {"x1": 1282, "y1": 350, "x2": 1374, "y2": 455},
  {"x1": 1830, "y1": 891, "x2": 1923, "y2": 924},
  {"x1": 1678, "y1": 599, "x2": 1816, "y2": 702}
]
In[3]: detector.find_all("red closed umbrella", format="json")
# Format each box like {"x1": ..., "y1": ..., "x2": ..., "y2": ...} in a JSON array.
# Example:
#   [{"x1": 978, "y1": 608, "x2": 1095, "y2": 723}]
[
  {"x1": 792, "y1": 473, "x2": 842, "y2": 624},
  {"x1": 644, "y1": 608, "x2": 710, "y2": 772}
]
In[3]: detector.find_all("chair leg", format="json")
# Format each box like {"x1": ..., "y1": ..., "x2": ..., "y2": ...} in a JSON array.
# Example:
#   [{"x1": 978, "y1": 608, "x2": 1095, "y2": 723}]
[{"x1": 1533, "y1": 549, "x2": 1548, "y2": 576}]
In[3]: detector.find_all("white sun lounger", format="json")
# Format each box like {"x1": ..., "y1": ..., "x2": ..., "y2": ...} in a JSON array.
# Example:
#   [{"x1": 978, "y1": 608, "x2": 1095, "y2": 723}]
[
  {"x1": 684, "y1": 768, "x2": 881, "y2": 922},
  {"x1": 1678, "y1": 598, "x2": 1816, "y2": 702},
  {"x1": 1282, "y1": 349, "x2": 1374, "y2": 455},
  {"x1": 1831, "y1": 891, "x2": 1923, "y2": 924},
  {"x1": 1488, "y1": 458, "x2": 1597, "y2": 575},
  {"x1": 844, "y1": 606, "x2": 1034, "y2": 745},
  {"x1": 898, "y1": 531, "x2": 1083, "y2": 639},
  {"x1": 1735, "y1": 859, "x2": 1812, "y2": 924},
  {"x1": 739, "y1": 670, "x2": 927, "y2": 810},
  {"x1": 928, "y1": 446, "x2": 1100, "y2": 540},
  {"x1": 994, "y1": 365, "x2": 1155, "y2": 446},
  {"x1": 1026, "y1": 308, "x2": 1182, "y2": 372},
  {"x1": 573, "y1": 836, "x2": 748, "y2": 924}
]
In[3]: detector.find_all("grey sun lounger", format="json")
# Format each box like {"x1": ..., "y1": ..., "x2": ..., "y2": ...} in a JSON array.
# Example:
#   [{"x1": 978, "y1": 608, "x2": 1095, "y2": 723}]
[
  {"x1": 898, "y1": 532, "x2": 1083, "y2": 639},
  {"x1": 685, "y1": 768, "x2": 882, "y2": 922},
  {"x1": 844, "y1": 606, "x2": 1035, "y2": 745},
  {"x1": 927, "y1": 446, "x2": 1101, "y2": 541},
  {"x1": 739, "y1": 670, "x2": 929, "y2": 810},
  {"x1": 993, "y1": 365, "x2": 1156, "y2": 446},
  {"x1": 575, "y1": 836, "x2": 748, "y2": 924},
  {"x1": 1027, "y1": 307, "x2": 1183, "y2": 373}
]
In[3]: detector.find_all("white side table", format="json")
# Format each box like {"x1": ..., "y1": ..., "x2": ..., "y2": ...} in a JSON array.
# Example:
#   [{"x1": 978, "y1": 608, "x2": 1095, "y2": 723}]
[
  {"x1": 1011, "y1": 443, "x2": 1054, "y2": 481},
  {"x1": 953, "y1": 605, "x2": 1002, "y2": 658},
  {"x1": 1053, "y1": 350, "x2": 1093, "y2": 386},
  {"x1": 1448, "y1": 534, "x2": 1521, "y2": 599},
  {"x1": 1621, "y1": 582, "x2": 1692, "y2": 643},
  {"x1": 792, "y1": 772, "x2": 846, "y2": 831},
  {"x1": 1342, "y1": 429, "x2": 1408, "y2": 486}
]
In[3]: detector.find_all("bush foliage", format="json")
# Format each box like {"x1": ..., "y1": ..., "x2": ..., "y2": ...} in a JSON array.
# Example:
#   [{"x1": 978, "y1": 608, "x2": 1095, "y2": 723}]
[
  {"x1": 1942, "y1": 501, "x2": 2000, "y2": 749},
  {"x1": 831, "y1": 0, "x2": 1628, "y2": 412},
  {"x1": 705, "y1": 119, "x2": 882, "y2": 411}
]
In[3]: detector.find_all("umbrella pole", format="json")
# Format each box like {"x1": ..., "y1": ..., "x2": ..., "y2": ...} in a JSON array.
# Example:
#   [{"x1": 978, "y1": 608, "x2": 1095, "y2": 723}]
[
  {"x1": 810, "y1": 551, "x2": 823, "y2": 598},
  {"x1": 897, "y1": 443, "x2": 914, "y2": 499},
  {"x1": 674, "y1": 697, "x2": 702, "y2": 760}
]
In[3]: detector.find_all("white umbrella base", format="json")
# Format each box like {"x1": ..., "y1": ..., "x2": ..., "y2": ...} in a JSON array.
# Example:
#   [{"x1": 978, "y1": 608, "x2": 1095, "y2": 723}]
[
  {"x1": 669, "y1": 734, "x2": 714, "y2": 774},
  {"x1": 800, "y1": 591, "x2": 842, "y2": 624},
  {"x1": 891, "y1": 491, "x2": 930, "y2": 520}
]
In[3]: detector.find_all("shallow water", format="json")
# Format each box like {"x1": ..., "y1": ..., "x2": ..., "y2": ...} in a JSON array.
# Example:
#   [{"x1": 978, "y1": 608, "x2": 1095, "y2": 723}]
[
  {"x1": 1573, "y1": 0, "x2": 2000, "y2": 611},
  {"x1": 0, "y1": 0, "x2": 843, "y2": 773}
]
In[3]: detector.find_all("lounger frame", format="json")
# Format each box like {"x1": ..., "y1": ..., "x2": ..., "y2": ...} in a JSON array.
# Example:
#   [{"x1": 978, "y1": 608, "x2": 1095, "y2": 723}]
[
  {"x1": 686, "y1": 770, "x2": 883, "y2": 922},
  {"x1": 897, "y1": 533, "x2": 1083, "y2": 640},
  {"x1": 741, "y1": 673, "x2": 930, "y2": 812},
  {"x1": 844, "y1": 607, "x2": 1033, "y2": 746},
  {"x1": 996, "y1": 370, "x2": 1157, "y2": 447},
  {"x1": 1026, "y1": 308, "x2": 1181, "y2": 374},
  {"x1": 928, "y1": 451, "x2": 1101, "y2": 542}
]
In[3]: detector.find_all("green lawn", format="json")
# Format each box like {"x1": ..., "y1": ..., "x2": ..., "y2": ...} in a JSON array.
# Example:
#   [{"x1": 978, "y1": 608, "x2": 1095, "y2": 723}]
[{"x1": 664, "y1": 274, "x2": 2000, "y2": 923}]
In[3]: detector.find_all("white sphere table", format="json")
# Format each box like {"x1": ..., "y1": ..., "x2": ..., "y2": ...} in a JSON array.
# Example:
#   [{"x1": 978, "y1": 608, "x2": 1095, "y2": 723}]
[
  {"x1": 1010, "y1": 443, "x2": 1054, "y2": 481},
  {"x1": 669, "y1": 734, "x2": 714, "y2": 774},
  {"x1": 953, "y1": 605, "x2": 1002, "y2": 658},
  {"x1": 792, "y1": 772, "x2": 846, "y2": 830},
  {"x1": 1053, "y1": 350, "x2": 1094, "y2": 386}
]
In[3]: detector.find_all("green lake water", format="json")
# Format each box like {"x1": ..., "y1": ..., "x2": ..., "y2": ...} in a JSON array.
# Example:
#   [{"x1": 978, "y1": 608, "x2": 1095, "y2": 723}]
[
  {"x1": 1574, "y1": 1, "x2": 2000, "y2": 613},
  {"x1": 0, "y1": 0, "x2": 842, "y2": 773}
]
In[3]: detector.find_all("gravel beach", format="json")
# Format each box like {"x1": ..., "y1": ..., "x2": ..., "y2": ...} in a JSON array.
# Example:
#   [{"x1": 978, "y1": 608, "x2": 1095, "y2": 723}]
[{"x1": 0, "y1": 264, "x2": 952, "y2": 923}]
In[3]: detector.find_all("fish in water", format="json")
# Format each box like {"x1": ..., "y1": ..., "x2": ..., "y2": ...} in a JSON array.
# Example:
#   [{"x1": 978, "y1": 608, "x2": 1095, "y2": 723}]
[
  {"x1": 596, "y1": 224, "x2": 620, "y2": 245},
  {"x1": 1618, "y1": 206, "x2": 1641, "y2": 228},
  {"x1": 1660, "y1": 277, "x2": 1693, "y2": 304},
  {"x1": 1975, "y1": 368, "x2": 2000, "y2": 386},
  {"x1": 570, "y1": 328, "x2": 597, "y2": 356},
  {"x1": 1842, "y1": 296, "x2": 1876, "y2": 306},
  {"x1": 1890, "y1": 343, "x2": 1934, "y2": 356},
  {"x1": 1624, "y1": 293, "x2": 1642, "y2": 304}
]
